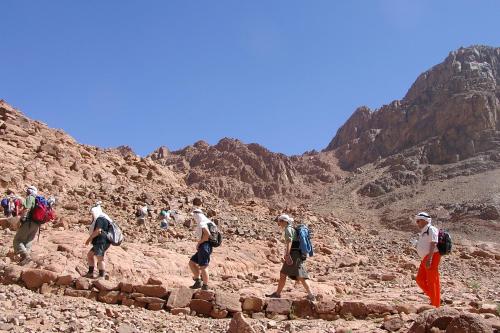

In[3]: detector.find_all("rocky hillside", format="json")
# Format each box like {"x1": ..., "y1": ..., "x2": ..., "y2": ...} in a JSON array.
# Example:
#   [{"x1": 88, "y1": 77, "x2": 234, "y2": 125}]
[
  {"x1": 326, "y1": 45, "x2": 500, "y2": 170},
  {"x1": 149, "y1": 138, "x2": 343, "y2": 203}
]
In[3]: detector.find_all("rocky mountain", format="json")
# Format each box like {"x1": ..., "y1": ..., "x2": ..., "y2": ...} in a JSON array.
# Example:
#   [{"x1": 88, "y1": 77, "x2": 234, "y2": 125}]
[
  {"x1": 149, "y1": 138, "x2": 343, "y2": 203},
  {"x1": 327, "y1": 45, "x2": 500, "y2": 170}
]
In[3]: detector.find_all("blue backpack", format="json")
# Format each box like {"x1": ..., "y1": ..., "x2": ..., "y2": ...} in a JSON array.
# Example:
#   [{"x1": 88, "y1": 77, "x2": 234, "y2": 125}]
[{"x1": 295, "y1": 224, "x2": 314, "y2": 259}]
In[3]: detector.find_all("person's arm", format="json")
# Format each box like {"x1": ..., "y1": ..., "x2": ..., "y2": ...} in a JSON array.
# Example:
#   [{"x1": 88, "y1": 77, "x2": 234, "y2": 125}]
[
  {"x1": 85, "y1": 228, "x2": 101, "y2": 245},
  {"x1": 197, "y1": 227, "x2": 210, "y2": 249},
  {"x1": 283, "y1": 240, "x2": 292, "y2": 263}
]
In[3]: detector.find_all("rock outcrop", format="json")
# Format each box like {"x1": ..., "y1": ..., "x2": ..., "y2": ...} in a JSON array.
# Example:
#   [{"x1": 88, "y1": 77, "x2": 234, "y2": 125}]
[{"x1": 326, "y1": 45, "x2": 500, "y2": 170}]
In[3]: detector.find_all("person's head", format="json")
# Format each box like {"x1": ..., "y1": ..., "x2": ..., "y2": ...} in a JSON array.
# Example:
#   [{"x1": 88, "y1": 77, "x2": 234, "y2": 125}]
[
  {"x1": 275, "y1": 214, "x2": 293, "y2": 229},
  {"x1": 6, "y1": 189, "x2": 14, "y2": 196},
  {"x1": 159, "y1": 210, "x2": 168, "y2": 218},
  {"x1": 26, "y1": 185, "x2": 38, "y2": 196},
  {"x1": 415, "y1": 212, "x2": 431, "y2": 229}
]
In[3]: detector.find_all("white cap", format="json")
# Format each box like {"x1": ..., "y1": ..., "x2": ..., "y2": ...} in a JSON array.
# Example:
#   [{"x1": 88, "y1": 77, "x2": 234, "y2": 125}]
[
  {"x1": 415, "y1": 212, "x2": 431, "y2": 224},
  {"x1": 277, "y1": 214, "x2": 294, "y2": 224},
  {"x1": 27, "y1": 186, "x2": 38, "y2": 196}
]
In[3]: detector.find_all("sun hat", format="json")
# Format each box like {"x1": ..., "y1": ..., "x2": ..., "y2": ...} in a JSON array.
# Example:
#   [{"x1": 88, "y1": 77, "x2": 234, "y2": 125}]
[
  {"x1": 276, "y1": 214, "x2": 294, "y2": 224},
  {"x1": 415, "y1": 212, "x2": 431, "y2": 224}
]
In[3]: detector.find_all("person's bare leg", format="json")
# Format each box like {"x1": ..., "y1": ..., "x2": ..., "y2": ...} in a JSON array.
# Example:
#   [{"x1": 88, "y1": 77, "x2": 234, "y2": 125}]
[
  {"x1": 276, "y1": 273, "x2": 287, "y2": 295},
  {"x1": 189, "y1": 260, "x2": 200, "y2": 279},
  {"x1": 298, "y1": 278, "x2": 314, "y2": 299},
  {"x1": 96, "y1": 256, "x2": 106, "y2": 277},
  {"x1": 200, "y1": 266, "x2": 209, "y2": 285},
  {"x1": 85, "y1": 250, "x2": 95, "y2": 277}
]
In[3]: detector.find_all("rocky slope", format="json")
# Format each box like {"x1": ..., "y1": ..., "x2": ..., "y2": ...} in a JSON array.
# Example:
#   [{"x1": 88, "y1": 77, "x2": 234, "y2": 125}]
[
  {"x1": 149, "y1": 138, "x2": 343, "y2": 203},
  {"x1": 327, "y1": 45, "x2": 500, "y2": 170}
]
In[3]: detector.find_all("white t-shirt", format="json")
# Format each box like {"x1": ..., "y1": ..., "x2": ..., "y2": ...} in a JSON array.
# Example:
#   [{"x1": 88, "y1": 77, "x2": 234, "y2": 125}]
[
  {"x1": 194, "y1": 213, "x2": 211, "y2": 240},
  {"x1": 417, "y1": 224, "x2": 439, "y2": 258}
]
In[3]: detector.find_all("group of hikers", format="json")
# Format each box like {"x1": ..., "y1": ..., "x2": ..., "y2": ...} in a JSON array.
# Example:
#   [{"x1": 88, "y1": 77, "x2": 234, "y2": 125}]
[{"x1": 2, "y1": 186, "x2": 447, "y2": 307}]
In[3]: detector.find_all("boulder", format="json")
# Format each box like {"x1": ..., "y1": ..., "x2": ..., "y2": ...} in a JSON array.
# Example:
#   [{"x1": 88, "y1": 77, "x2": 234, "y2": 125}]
[
  {"x1": 64, "y1": 289, "x2": 92, "y2": 298},
  {"x1": 21, "y1": 269, "x2": 57, "y2": 289},
  {"x1": 291, "y1": 300, "x2": 317, "y2": 319},
  {"x1": 135, "y1": 297, "x2": 165, "y2": 304},
  {"x1": 340, "y1": 301, "x2": 369, "y2": 319},
  {"x1": 242, "y1": 297, "x2": 264, "y2": 312},
  {"x1": 56, "y1": 275, "x2": 75, "y2": 286},
  {"x1": 227, "y1": 312, "x2": 255, "y2": 333},
  {"x1": 409, "y1": 307, "x2": 461, "y2": 332},
  {"x1": 266, "y1": 299, "x2": 292, "y2": 315},
  {"x1": 147, "y1": 277, "x2": 163, "y2": 285},
  {"x1": 147, "y1": 303, "x2": 165, "y2": 311},
  {"x1": 446, "y1": 314, "x2": 493, "y2": 333},
  {"x1": 166, "y1": 287, "x2": 194, "y2": 309},
  {"x1": 93, "y1": 280, "x2": 120, "y2": 291},
  {"x1": 75, "y1": 277, "x2": 91, "y2": 290},
  {"x1": 2, "y1": 264, "x2": 23, "y2": 284},
  {"x1": 194, "y1": 290, "x2": 216, "y2": 302},
  {"x1": 315, "y1": 300, "x2": 339, "y2": 315},
  {"x1": 215, "y1": 291, "x2": 242, "y2": 313},
  {"x1": 120, "y1": 282, "x2": 134, "y2": 293},
  {"x1": 134, "y1": 285, "x2": 168, "y2": 298},
  {"x1": 383, "y1": 316, "x2": 404, "y2": 332},
  {"x1": 210, "y1": 307, "x2": 229, "y2": 319},
  {"x1": 190, "y1": 299, "x2": 213, "y2": 316},
  {"x1": 97, "y1": 291, "x2": 121, "y2": 304}
]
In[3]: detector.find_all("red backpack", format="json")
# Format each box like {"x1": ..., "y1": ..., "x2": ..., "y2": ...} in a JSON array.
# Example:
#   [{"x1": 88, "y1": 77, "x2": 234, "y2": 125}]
[{"x1": 30, "y1": 196, "x2": 56, "y2": 224}]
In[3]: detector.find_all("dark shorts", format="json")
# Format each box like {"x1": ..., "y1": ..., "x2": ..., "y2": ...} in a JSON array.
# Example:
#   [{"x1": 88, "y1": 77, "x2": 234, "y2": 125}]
[
  {"x1": 190, "y1": 242, "x2": 212, "y2": 267},
  {"x1": 280, "y1": 250, "x2": 309, "y2": 280},
  {"x1": 91, "y1": 242, "x2": 110, "y2": 257}
]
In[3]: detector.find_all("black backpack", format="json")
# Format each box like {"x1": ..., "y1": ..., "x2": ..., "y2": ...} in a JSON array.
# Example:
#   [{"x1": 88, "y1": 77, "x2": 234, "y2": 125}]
[
  {"x1": 207, "y1": 222, "x2": 222, "y2": 247},
  {"x1": 425, "y1": 227, "x2": 452, "y2": 255}
]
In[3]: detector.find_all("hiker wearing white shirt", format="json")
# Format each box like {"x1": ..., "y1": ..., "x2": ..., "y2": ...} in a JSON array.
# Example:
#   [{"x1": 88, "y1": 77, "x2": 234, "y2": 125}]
[
  {"x1": 414, "y1": 212, "x2": 441, "y2": 307},
  {"x1": 188, "y1": 208, "x2": 213, "y2": 290}
]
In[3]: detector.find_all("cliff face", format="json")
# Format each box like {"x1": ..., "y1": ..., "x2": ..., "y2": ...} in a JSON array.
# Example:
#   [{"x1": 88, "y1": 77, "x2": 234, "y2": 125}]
[
  {"x1": 150, "y1": 138, "x2": 341, "y2": 202},
  {"x1": 326, "y1": 45, "x2": 500, "y2": 170}
]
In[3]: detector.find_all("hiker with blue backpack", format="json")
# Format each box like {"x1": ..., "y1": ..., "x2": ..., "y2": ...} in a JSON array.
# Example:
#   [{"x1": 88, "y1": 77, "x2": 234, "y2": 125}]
[
  {"x1": 265, "y1": 214, "x2": 315, "y2": 301},
  {"x1": 85, "y1": 202, "x2": 123, "y2": 279},
  {"x1": 13, "y1": 186, "x2": 56, "y2": 265}
]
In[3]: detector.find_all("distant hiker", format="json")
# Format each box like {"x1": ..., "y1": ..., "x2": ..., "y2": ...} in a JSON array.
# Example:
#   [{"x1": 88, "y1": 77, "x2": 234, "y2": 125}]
[
  {"x1": 12, "y1": 186, "x2": 39, "y2": 265},
  {"x1": 2, "y1": 190, "x2": 21, "y2": 218},
  {"x1": 266, "y1": 214, "x2": 315, "y2": 301},
  {"x1": 414, "y1": 212, "x2": 441, "y2": 307},
  {"x1": 135, "y1": 204, "x2": 149, "y2": 225},
  {"x1": 159, "y1": 210, "x2": 170, "y2": 229},
  {"x1": 189, "y1": 208, "x2": 214, "y2": 290},
  {"x1": 85, "y1": 202, "x2": 112, "y2": 279}
]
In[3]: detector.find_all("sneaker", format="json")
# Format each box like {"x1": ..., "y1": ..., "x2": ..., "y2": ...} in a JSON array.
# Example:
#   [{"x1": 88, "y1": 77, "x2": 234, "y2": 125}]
[
  {"x1": 265, "y1": 292, "x2": 281, "y2": 298},
  {"x1": 306, "y1": 294, "x2": 316, "y2": 302},
  {"x1": 201, "y1": 284, "x2": 209, "y2": 291},
  {"x1": 83, "y1": 272, "x2": 95, "y2": 279},
  {"x1": 190, "y1": 279, "x2": 202, "y2": 289},
  {"x1": 19, "y1": 255, "x2": 32, "y2": 266}
]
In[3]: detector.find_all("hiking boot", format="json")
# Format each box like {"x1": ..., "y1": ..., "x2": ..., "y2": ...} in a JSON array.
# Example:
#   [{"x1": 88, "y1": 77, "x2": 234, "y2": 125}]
[
  {"x1": 201, "y1": 284, "x2": 209, "y2": 291},
  {"x1": 265, "y1": 292, "x2": 281, "y2": 298},
  {"x1": 83, "y1": 272, "x2": 95, "y2": 279},
  {"x1": 190, "y1": 278, "x2": 202, "y2": 289},
  {"x1": 19, "y1": 254, "x2": 32, "y2": 266}
]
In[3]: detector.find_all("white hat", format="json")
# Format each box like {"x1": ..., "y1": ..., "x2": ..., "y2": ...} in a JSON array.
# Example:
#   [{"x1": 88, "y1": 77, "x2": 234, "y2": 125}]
[
  {"x1": 276, "y1": 214, "x2": 294, "y2": 223},
  {"x1": 415, "y1": 212, "x2": 431, "y2": 224},
  {"x1": 27, "y1": 186, "x2": 38, "y2": 196}
]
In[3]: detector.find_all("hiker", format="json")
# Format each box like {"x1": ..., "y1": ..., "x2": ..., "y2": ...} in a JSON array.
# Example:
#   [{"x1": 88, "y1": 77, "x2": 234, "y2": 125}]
[
  {"x1": 85, "y1": 202, "x2": 112, "y2": 279},
  {"x1": 188, "y1": 208, "x2": 213, "y2": 290},
  {"x1": 159, "y1": 210, "x2": 170, "y2": 229},
  {"x1": 12, "y1": 186, "x2": 39, "y2": 265},
  {"x1": 266, "y1": 214, "x2": 315, "y2": 301},
  {"x1": 414, "y1": 212, "x2": 441, "y2": 307},
  {"x1": 2, "y1": 190, "x2": 21, "y2": 218},
  {"x1": 136, "y1": 204, "x2": 149, "y2": 225}
]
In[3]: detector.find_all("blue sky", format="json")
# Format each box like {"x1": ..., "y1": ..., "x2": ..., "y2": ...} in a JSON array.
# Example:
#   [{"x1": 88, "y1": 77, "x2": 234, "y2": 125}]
[{"x1": 1, "y1": 1, "x2": 499, "y2": 156}]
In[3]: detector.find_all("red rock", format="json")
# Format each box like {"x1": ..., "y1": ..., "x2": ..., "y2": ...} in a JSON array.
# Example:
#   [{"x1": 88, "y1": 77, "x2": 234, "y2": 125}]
[
  {"x1": 194, "y1": 290, "x2": 215, "y2": 302},
  {"x1": 190, "y1": 299, "x2": 213, "y2": 316},
  {"x1": 227, "y1": 312, "x2": 255, "y2": 333},
  {"x1": 135, "y1": 297, "x2": 165, "y2": 304},
  {"x1": 396, "y1": 303, "x2": 418, "y2": 314},
  {"x1": 21, "y1": 269, "x2": 57, "y2": 289},
  {"x1": 134, "y1": 285, "x2": 169, "y2": 298},
  {"x1": 56, "y1": 275, "x2": 75, "y2": 286},
  {"x1": 166, "y1": 287, "x2": 194, "y2": 309},
  {"x1": 2, "y1": 264, "x2": 22, "y2": 284},
  {"x1": 147, "y1": 303, "x2": 164, "y2": 311},
  {"x1": 291, "y1": 300, "x2": 317, "y2": 319},
  {"x1": 242, "y1": 297, "x2": 264, "y2": 312},
  {"x1": 215, "y1": 291, "x2": 242, "y2": 313},
  {"x1": 147, "y1": 277, "x2": 163, "y2": 285},
  {"x1": 64, "y1": 289, "x2": 92, "y2": 298},
  {"x1": 409, "y1": 307, "x2": 461, "y2": 333},
  {"x1": 210, "y1": 307, "x2": 228, "y2": 319},
  {"x1": 75, "y1": 277, "x2": 91, "y2": 290},
  {"x1": 315, "y1": 300, "x2": 339, "y2": 314},
  {"x1": 266, "y1": 299, "x2": 292, "y2": 315},
  {"x1": 366, "y1": 302, "x2": 395, "y2": 315},
  {"x1": 120, "y1": 282, "x2": 134, "y2": 293},
  {"x1": 383, "y1": 316, "x2": 404, "y2": 332},
  {"x1": 340, "y1": 301, "x2": 369, "y2": 319},
  {"x1": 122, "y1": 298, "x2": 135, "y2": 307},
  {"x1": 171, "y1": 308, "x2": 190, "y2": 315},
  {"x1": 446, "y1": 313, "x2": 493, "y2": 333},
  {"x1": 93, "y1": 280, "x2": 119, "y2": 291},
  {"x1": 133, "y1": 300, "x2": 147, "y2": 308},
  {"x1": 381, "y1": 273, "x2": 397, "y2": 281},
  {"x1": 98, "y1": 291, "x2": 121, "y2": 304}
]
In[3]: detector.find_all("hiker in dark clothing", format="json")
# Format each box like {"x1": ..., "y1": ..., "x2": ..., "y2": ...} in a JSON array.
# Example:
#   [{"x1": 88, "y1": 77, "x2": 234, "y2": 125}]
[
  {"x1": 85, "y1": 202, "x2": 111, "y2": 278},
  {"x1": 266, "y1": 214, "x2": 315, "y2": 301},
  {"x1": 13, "y1": 186, "x2": 39, "y2": 265}
]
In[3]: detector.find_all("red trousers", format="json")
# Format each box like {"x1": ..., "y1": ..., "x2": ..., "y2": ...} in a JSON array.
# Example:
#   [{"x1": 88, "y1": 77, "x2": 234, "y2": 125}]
[{"x1": 416, "y1": 251, "x2": 441, "y2": 307}]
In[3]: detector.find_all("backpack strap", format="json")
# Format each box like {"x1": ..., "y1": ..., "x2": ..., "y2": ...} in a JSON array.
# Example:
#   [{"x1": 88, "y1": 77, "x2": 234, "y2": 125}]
[{"x1": 424, "y1": 226, "x2": 430, "y2": 235}]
